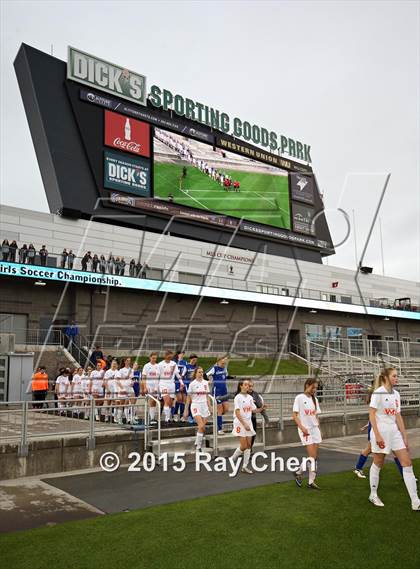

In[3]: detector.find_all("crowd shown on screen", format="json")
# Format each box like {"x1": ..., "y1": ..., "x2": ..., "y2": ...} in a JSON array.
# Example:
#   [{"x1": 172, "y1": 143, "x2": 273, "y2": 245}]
[{"x1": 1, "y1": 238, "x2": 149, "y2": 278}]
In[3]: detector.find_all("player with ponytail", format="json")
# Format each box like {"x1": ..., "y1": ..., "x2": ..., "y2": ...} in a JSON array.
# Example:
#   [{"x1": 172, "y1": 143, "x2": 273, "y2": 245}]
[
  {"x1": 292, "y1": 378, "x2": 322, "y2": 489},
  {"x1": 368, "y1": 367, "x2": 420, "y2": 510}
]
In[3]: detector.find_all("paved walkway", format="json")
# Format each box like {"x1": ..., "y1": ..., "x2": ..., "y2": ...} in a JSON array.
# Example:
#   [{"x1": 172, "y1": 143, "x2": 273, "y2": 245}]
[{"x1": 1, "y1": 429, "x2": 419, "y2": 533}]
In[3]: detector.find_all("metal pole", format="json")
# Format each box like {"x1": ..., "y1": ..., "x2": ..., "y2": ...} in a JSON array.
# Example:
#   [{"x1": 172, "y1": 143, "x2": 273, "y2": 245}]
[
  {"x1": 144, "y1": 395, "x2": 148, "y2": 451},
  {"x1": 86, "y1": 396, "x2": 95, "y2": 450},
  {"x1": 352, "y1": 209, "x2": 359, "y2": 268},
  {"x1": 18, "y1": 401, "x2": 29, "y2": 457},
  {"x1": 157, "y1": 399, "x2": 161, "y2": 461},
  {"x1": 379, "y1": 217, "x2": 385, "y2": 276}
]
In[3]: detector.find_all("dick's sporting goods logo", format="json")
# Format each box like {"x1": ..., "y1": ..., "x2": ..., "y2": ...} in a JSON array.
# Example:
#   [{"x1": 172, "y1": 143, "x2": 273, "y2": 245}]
[{"x1": 105, "y1": 110, "x2": 150, "y2": 158}]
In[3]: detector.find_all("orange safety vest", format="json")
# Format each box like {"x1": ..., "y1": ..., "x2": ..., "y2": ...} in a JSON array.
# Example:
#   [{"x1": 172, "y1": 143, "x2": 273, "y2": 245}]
[{"x1": 32, "y1": 371, "x2": 49, "y2": 391}]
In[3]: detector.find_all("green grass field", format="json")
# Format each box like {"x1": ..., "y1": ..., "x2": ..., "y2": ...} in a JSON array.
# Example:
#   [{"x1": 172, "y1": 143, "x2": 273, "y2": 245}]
[
  {"x1": 1, "y1": 460, "x2": 419, "y2": 569},
  {"x1": 154, "y1": 161, "x2": 291, "y2": 230},
  {"x1": 131, "y1": 357, "x2": 308, "y2": 376}
]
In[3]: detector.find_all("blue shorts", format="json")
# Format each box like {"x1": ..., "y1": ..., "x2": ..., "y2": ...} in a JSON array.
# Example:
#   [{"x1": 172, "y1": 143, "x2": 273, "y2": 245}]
[
  {"x1": 214, "y1": 385, "x2": 228, "y2": 398},
  {"x1": 367, "y1": 422, "x2": 372, "y2": 442},
  {"x1": 133, "y1": 382, "x2": 140, "y2": 397},
  {"x1": 175, "y1": 380, "x2": 181, "y2": 393},
  {"x1": 183, "y1": 381, "x2": 190, "y2": 393}
]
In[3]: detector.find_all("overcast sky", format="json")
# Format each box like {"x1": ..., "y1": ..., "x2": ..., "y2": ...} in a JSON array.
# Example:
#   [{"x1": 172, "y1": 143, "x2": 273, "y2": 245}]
[{"x1": 1, "y1": 0, "x2": 419, "y2": 282}]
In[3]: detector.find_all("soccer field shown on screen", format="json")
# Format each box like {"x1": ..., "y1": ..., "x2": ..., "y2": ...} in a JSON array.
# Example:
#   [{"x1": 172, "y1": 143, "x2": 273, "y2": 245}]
[{"x1": 153, "y1": 128, "x2": 291, "y2": 230}]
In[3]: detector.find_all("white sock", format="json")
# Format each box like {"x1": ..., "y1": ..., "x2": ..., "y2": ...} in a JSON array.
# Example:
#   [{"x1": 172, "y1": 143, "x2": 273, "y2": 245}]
[
  {"x1": 370, "y1": 463, "x2": 381, "y2": 497},
  {"x1": 403, "y1": 466, "x2": 419, "y2": 503},
  {"x1": 196, "y1": 432, "x2": 204, "y2": 447},
  {"x1": 164, "y1": 406, "x2": 171, "y2": 421},
  {"x1": 232, "y1": 447, "x2": 243, "y2": 460},
  {"x1": 243, "y1": 449, "x2": 251, "y2": 468},
  {"x1": 149, "y1": 407, "x2": 156, "y2": 421},
  {"x1": 309, "y1": 469, "x2": 316, "y2": 485},
  {"x1": 117, "y1": 408, "x2": 122, "y2": 420}
]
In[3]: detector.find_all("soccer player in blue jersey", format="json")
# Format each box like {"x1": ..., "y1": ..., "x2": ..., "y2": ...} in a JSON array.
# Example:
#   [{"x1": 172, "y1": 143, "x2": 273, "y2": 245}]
[
  {"x1": 181, "y1": 354, "x2": 198, "y2": 423},
  {"x1": 206, "y1": 356, "x2": 233, "y2": 435},
  {"x1": 172, "y1": 350, "x2": 187, "y2": 421}
]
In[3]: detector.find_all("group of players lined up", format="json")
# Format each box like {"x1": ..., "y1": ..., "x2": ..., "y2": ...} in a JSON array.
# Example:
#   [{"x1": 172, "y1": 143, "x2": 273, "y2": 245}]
[
  {"x1": 155, "y1": 128, "x2": 241, "y2": 192},
  {"x1": 54, "y1": 351, "x2": 238, "y2": 433}
]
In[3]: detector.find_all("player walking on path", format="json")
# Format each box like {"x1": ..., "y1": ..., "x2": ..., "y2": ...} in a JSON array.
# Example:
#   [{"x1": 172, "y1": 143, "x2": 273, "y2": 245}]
[
  {"x1": 183, "y1": 367, "x2": 212, "y2": 451},
  {"x1": 368, "y1": 367, "x2": 420, "y2": 510},
  {"x1": 158, "y1": 350, "x2": 180, "y2": 424},
  {"x1": 206, "y1": 357, "x2": 233, "y2": 435},
  {"x1": 292, "y1": 378, "x2": 322, "y2": 490},
  {"x1": 231, "y1": 379, "x2": 261, "y2": 475}
]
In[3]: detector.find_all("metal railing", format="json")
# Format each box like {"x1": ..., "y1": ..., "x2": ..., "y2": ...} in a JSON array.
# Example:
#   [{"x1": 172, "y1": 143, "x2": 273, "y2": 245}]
[
  {"x1": 376, "y1": 352, "x2": 402, "y2": 375},
  {"x1": 2, "y1": 386, "x2": 419, "y2": 457},
  {"x1": 307, "y1": 340, "x2": 378, "y2": 378}
]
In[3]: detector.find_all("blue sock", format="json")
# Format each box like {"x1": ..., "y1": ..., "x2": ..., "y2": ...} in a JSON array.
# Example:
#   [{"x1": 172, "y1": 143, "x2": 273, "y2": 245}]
[
  {"x1": 355, "y1": 454, "x2": 368, "y2": 470},
  {"x1": 217, "y1": 415, "x2": 223, "y2": 431},
  {"x1": 394, "y1": 457, "x2": 403, "y2": 477},
  {"x1": 179, "y1": 403, "x2": 185, "y2": 416}
]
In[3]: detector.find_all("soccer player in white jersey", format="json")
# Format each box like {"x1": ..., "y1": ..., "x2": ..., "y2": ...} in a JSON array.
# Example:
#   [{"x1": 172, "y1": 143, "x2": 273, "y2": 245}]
[
  {"x1": 292, "y1": 378, "x2": 322, "y2": 489},
  {"x1": 55, "y1": 369, "x2": 70, "y2": 412},
  {"x1": 369, "y1": 367, "x2": 420, "y2": 510},
  {"x1": 103, "y1": 360, "x2": 119, "y2": 422},
  {"x1": 70, "y1": 367, "x2": 84, "y2": 416},
  {"x1": 231, "y1": 379, "x2": 260, "y2": 474},
  {"x1": 116, "y1": 362, "x2": 135, "y2": 424},
  {"x1": 158, "y1": 350, "x2": 180, "y2": 423},
  {"x1": 183, "y1": 367, "x2": 212, "y2": 451},
  {"x1": 90, "y1": 362, "x2": 105, "y2": 421},
  {"x1": 116, "y1": 358, "x2": 133, "y2": 423},
  {"x1": 142, "y1": 352, "x2": 160, "y2": 424}
]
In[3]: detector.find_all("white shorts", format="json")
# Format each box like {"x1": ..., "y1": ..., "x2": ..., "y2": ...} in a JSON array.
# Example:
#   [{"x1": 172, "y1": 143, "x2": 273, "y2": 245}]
[
  {"x1": 371, "y1": 425, "x2": 405, "y2": 454},
  {"x1": 159, "y1": 381, "x2": 175, "y2": 397},
  {"x1": 232, "y1": 418, "x2": 256, "y2": 437},
  {"x1": 118, "y1": 389, "x2": 134, "y2": 399},
  {"x1": 146, "y1": 381, "x2": 159, "y2": 394},
  {"x1": 191, "y1": 402, "x2": 210, "y2": 418},
  {"x1": 298, "y1": 426, "x2": 322, "y2": 446}
]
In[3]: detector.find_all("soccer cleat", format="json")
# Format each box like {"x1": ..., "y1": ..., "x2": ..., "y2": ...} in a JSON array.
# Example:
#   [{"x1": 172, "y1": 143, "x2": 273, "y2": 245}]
[
  {"x1": 242, "y1": 467, "x2": 253, "y2": 475},
  {"x1": 411, "y1": 500, "x2": 420, "y2": 511},
  {"x1": 369, "y1": 495, "x2": 384, "y2": 507},
  {"x1": 180, "y1": 416, "x2": 186, "y2": 422},
  {"x1": 218, "y1": 430, "x2": 225, "y2": 435},
  {"x1": 308, "y1": 482, "x2": 321, "y2": 490},
  {"x1": 354, "y1": 469, "x2": 367, "y2": 479},
  {"x1": 294, "y1": 472, "x2": 303, "y2": 487},
  {"x1": 173, "y1": 416, "x2": 179, "y2": 422}
]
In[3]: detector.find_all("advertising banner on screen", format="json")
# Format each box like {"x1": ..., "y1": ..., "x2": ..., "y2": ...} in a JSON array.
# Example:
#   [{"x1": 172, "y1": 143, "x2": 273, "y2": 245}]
[
  {"x1": 105, "y1": 110, "x2": 150, "y2": 157},
  {"x1": 290, "y1": 173, "x2": 315, "y2": 204},
  {"x1": 104, "y1": 150, "x2": 151, "y2": 197},
  {"x1": 292, "y1": 203, "x2": 316, "y2": 235}
]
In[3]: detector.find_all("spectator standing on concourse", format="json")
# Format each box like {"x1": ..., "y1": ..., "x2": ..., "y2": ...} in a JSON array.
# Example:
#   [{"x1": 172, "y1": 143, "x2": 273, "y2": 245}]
[
  {"x1": 27, "y1": 244, "x2": 36, "y2": 265},
  {"x1": 107, "y1": 254, "x2": 115, "y2": 275},
  {"x1": 18, "y1": 243, "x2": 27, "y2": 264},
  {"x1": 9, "y1": 240, "x2": 18, "y2": 262},
  {"x1": 119, "y1": 257, "x2": 126, "y2": 276},
  {"x1": 68, "y1": 250, "x2": 75, "y2": 269},
  {"x1": 60, "y1": 249, "x2": 68, "y2": 268},
  {"x1": 1, "y1": 239, "x2": 10, "y2": 261},
  {"x1": 99, "y1": 255, "x2": 107, "y2": 274},
  {"x1": 81, "y1": 251, "x2": 91, "y2": 271},
  {"x1": 129, "y1": 259, "x2": 136, "y2": 277},
  {"x1": 92, "y1": 254, "x2": 99, "y2": 272},
  {"x1": 39, "y1": 245, "x2": 49, "y2": 267}
]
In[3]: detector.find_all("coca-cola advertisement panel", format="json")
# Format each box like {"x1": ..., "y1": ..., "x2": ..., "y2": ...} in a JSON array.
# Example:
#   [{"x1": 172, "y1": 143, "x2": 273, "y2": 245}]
[{"x1": 105, "y1": 110, "x2": 150, "y2": 157}]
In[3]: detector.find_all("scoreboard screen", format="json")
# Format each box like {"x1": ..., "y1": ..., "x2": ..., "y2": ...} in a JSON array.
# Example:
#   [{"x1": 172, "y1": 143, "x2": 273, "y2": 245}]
[{"x1": 14, "y1": 43, "x2": 334, "y2": 261}]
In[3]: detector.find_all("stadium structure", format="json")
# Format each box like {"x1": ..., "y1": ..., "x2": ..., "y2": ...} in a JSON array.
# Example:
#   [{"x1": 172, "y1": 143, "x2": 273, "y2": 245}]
[{"x1": 0, "y1": 44, "x2": 419, "y2": 486}]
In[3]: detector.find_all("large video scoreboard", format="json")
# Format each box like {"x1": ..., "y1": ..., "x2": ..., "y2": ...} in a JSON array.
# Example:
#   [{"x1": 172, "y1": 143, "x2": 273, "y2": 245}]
[{"x1": 14, "y1": 44, "x2": 334, "y2": 262}]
